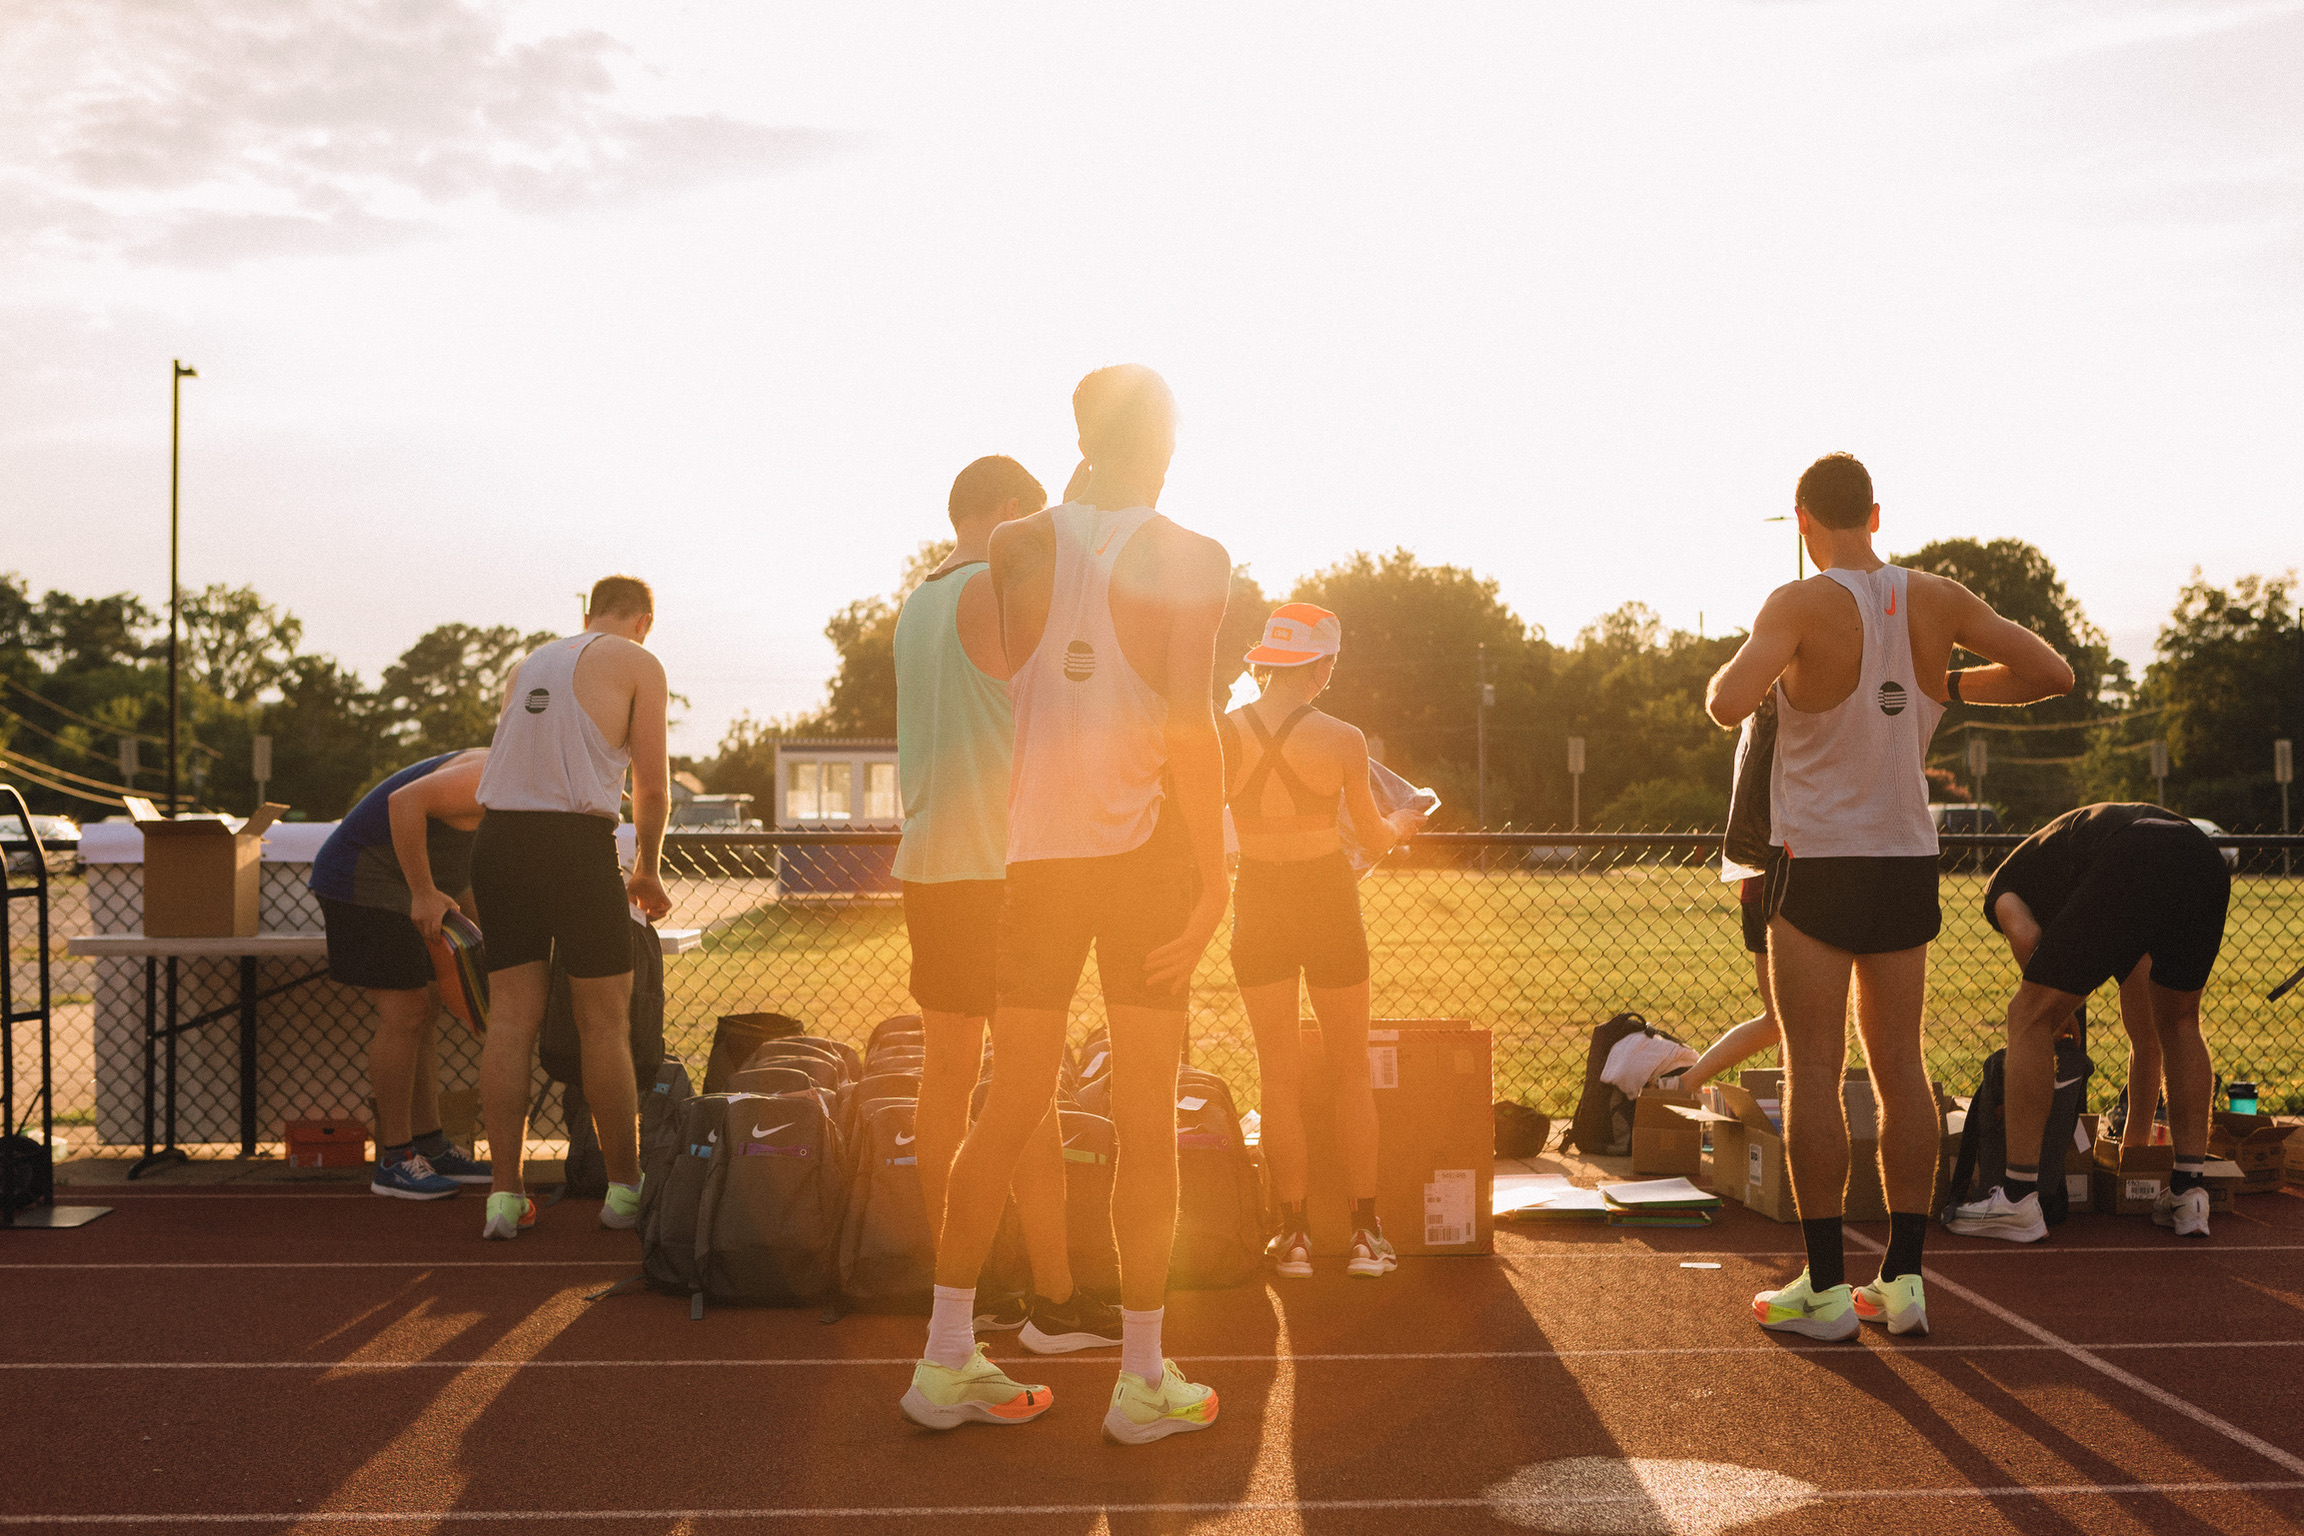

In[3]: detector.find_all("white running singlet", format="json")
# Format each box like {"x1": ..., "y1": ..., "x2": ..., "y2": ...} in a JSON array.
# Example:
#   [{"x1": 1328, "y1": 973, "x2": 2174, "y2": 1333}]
[
  {"x1": 1767, "y1": 565, "x2": 1943, "y2": 860},
  {"x1": 476, "y1": 633, "x2": 631, "y2": 821},
  {"x1": 1005, "y1": 503, "x2": 1168, "y2": 863}
]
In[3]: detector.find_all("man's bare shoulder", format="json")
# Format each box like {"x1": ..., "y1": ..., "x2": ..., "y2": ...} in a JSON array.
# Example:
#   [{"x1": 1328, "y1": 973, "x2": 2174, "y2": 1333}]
[
  {"x1": 1904, "y1": 567, "x2": 1981, "y2": 614},
  {"x1": 990, "y1": 508, "x2": 1057, "y2": 571},
  {"x1": 1147, "y1": 518, "x2": 1230, "y2": 595},
  {"x1": 586, "y1": 634, "x2": 665, "y2": 682}
]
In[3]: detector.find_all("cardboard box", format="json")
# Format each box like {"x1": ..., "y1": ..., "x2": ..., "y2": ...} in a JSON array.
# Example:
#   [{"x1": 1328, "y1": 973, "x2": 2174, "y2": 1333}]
[
  {"x1": 1630, "y1": 1090, "x2": 1703, "y2": 1177},
  {"x1": 2092, "y1": 1137, "x2": 2241, "y2": 1216},
  {"x1": 284, "y1": 1118, "x2": 368, "y2": 1169},
  {"x1": 2208, "y1": 1113, "x2": 2300, "y2": 1193},
  {"x1": 125, "y1": 798, "x2": 286, "y2": 937},
  {"x1": 1297, "y1": 1019, "x2": 1492, "y2": 1256},
  {"x1": 1673, "y1": 1079, "x2": 1958, "y2": 1223}
]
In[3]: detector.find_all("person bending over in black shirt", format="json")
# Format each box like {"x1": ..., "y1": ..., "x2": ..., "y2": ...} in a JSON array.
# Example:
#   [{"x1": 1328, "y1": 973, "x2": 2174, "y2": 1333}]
[{"x1": 1951, "y1": 803, "x2": 2230, "y2": 1240}]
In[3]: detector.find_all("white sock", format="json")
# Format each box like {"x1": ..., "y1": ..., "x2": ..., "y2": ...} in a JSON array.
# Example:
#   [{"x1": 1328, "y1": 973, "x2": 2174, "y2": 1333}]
[
  {"x1": 1121, "y1": 1306, "x2": 1164, "y2": 1384},
  {"x1": 925, "y1": 1285, "x2": 976, "y2": 1370}
]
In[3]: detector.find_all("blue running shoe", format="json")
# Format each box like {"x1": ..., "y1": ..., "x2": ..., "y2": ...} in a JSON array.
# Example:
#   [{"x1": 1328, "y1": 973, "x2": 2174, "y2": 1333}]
[
  {"x1": 372, "y1": 1152, "x2": 460, "y2": 1201},
  {"x1": 424, "y1": 1143, "x2": 493, "y2": 1185}
]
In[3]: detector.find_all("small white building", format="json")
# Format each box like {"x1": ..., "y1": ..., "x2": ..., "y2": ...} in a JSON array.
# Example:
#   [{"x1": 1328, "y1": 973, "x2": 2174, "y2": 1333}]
[{"x1": 770, "y1": 738, "x2": 900, "y2": 829}]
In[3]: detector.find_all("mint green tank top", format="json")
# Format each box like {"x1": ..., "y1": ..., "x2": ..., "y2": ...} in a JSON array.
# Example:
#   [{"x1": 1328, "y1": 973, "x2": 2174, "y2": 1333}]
[{"x1": 891, "y1": 562, "x2": 1012, "y2": 883}]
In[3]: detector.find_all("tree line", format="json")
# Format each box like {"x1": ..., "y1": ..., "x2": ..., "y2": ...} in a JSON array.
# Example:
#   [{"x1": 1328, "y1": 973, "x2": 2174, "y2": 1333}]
[
  {"x1": 3, "y1": 544, "x2": 2295, "y2": 833},
  {"x1": 703, "y1": 539, "x2": 2302, "y2": 835}
]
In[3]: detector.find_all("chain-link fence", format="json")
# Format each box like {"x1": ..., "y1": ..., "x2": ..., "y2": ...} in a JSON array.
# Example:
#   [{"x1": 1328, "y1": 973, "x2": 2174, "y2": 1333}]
[{"x1": 11, "y1": 829, "x2": 2304, "y2": 1148}]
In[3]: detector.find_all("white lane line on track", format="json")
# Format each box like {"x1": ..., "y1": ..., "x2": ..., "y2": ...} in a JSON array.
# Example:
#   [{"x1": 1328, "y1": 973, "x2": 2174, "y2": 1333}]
[
  {"x1": 1846, "y1": 1229, "x2": 2304, "y2": 1478},
  {"x1": 14, "y1": 1241, "x2": 2304, "y2": 1271},
  {"x1": 6, "y1": 1483, "x2": 2303, "y2": 1524},
  {"x1": 12, "y1": 1340, "x2": 2302, "y2": 1370}
]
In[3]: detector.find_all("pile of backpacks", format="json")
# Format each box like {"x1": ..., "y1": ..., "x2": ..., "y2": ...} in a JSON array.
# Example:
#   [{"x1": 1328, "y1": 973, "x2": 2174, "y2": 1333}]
[{"x1": 626, "y1": 1014, "x2": 1267, "y2": 1318}]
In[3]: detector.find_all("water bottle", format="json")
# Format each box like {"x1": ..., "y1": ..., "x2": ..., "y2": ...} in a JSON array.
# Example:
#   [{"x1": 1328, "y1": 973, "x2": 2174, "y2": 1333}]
[{"x1": 2228, "y1": 1080, "x2": 2259, "y2": 1117}]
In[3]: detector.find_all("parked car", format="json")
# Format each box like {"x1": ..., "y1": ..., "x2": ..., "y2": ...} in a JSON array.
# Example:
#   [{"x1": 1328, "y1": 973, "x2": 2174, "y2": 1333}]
[
  {"x1": 670, "y1": 793, "x2": 761, "y2": 831},
  {"x1": 3, "y1": 814, "x2": 80, "y2": 877},
  {"x1": 1930, "y1": 803, "x2": 2004, "y2": 872},
  {"x1": 2187, "y1": 817, "x2": 2242, "y2": 871}
]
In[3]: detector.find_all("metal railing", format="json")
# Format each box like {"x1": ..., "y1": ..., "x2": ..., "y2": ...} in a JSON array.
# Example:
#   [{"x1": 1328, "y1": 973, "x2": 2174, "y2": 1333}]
[{"x1": 18, "y1": 828, "x2": 2304, "y2": 1147}]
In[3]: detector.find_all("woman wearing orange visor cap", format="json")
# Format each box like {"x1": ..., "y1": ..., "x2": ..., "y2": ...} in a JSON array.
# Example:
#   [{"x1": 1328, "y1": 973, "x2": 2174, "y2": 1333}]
[{"x1": 1221, "y1": 603, "x2": 1429, "y2": 1280}]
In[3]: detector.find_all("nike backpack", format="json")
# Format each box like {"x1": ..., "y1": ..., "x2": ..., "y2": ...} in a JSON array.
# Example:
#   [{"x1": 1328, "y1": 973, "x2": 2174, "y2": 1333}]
[
  {"x1": 838, "y1": 1100, "x2": 937, "y2": 1312},
  {"x1": 697, "y1": 1089, "x2": 849, "y2": 1308},
  {"x1": 641, "y1": 1092, "x2": 732, "y2": 1297},
  {"x1": 637, "y1": 1057, "x2": 695, "y2": 1202},
  {"x1": 1169, "y1": 1072, "x2": 1264, "y2": 1289},
  {"x1": 703, "y1": 1012, "x2": 807, "y2": 1093},
  {"x1": 1945, "y1": 1040, "x2": 2094, "y2": 1226}
]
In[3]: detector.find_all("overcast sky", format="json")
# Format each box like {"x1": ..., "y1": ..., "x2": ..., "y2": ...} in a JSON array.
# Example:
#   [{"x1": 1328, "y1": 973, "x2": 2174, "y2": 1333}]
[{"x1": 4, "y1": 0, "x2": 2299, "y2": 755}]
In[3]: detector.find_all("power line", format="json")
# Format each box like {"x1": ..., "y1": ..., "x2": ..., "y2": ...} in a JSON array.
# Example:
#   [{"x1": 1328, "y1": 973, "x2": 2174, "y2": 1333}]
[
  {"x1": 0, "y1": 751, "x2": 128, "y2": 809},
  {"x1": 0, "y1": 677, "x2": 222, "y2": 757}
]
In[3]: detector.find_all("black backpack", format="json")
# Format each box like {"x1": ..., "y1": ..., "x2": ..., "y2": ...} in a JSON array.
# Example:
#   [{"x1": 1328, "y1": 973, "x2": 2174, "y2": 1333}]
[
  {"x1": 540, "y1": 919, "x2": 666, "y2": 1198},
  {"x1": 837, "y1": 1100, "x2": 937, "y2": 1311},
  {"x1": 638, "y1": 1057, "x2": 694, "y2": 1185},
  {"x1": 1946, "y1": 1041, "x2": 2093, "y2": 1226},
  {"x1": 1058, "y1": 1109, "x2": 1122, "y2": 1300},
  {"x1": 703, "y1": 1013, "x2": 806, "y2": 1093},
  {"x1": 641, "y1": 1092, "x2": 731, "y2": 1298},
  {"x1": 1169, "y1": 1072, "x2": 1263, "y2": 1289},
  {"x1": 697, "y1": 1090, "x2": 849, "y2": 1308},
  {"x1": 740, "y1": 1044, "x2": 843, "y2": 1093},
  {"x1": 1568, "y1": 1012, "x2": 1681, "y2": 1156}
]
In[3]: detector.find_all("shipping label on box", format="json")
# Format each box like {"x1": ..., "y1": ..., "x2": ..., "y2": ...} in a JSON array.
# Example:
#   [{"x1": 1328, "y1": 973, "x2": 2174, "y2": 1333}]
[
  {"x1": 1424, "y1": 1169, "x2": 1476, "y2": 1247},
  {"x1": 2093, "y1": 1136, "x2": 2171, "y2": 1216}
]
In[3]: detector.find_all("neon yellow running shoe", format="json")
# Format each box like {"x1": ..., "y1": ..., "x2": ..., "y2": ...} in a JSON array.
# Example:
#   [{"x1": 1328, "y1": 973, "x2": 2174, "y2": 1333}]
[
  {"x1": 1103, "y1": 1360, "x2": 1219, "y2": 1445},
  {"x1": 481, "y1": 1192, "x2": 535, "y2": 1241},
  {"x1": 1751, "y1": 1267, "x2": 1858, "y2": 1341},
  {"x1": 899, "y1": 1344, "x2": 1053, "y2": 1430},
  {"x1": 599, "y1": 1178, "x2": 643, "y2": 1231},
  {"x1": 1852, "y1": 1272, "x2": 1929, "y2": 1336}
]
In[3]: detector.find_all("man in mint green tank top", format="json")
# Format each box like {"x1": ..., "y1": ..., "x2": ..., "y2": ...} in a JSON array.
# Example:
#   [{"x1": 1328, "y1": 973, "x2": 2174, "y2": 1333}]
[{"x1": 893, "y1": 455, "x2": 1120, "y2": 1355}]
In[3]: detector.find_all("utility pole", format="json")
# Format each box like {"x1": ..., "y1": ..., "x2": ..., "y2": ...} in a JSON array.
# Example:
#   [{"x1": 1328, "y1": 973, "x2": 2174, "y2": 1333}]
[
  {"x1": 1567, "y1": 736, "x2": 1586, "y2": 831},
  {"x1": 1475, "y1": 644, "x2": 1491, "y2": 829},
  {"x1": 2151, "y1": 738, "x2": 2170, "y2": 809},
  {"x1": 2276, "y1": 738, "x2": 2293, "y2": 877},
  {"x1": 168, "y1": 359, "x2": 197, "y2": 817}
]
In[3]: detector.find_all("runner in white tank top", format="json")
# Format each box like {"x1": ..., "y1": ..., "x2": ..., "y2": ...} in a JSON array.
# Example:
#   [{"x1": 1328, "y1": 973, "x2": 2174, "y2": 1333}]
[
  {"x1": 904, "y1": 366, "x2": 1233, "y2": 1446},
  {"x1": 1005, "y1": 502, "x2": 1169, "y2": 862},
  {"x1": 469, "y1": 577, "x2": 674, "y2": 1242},
  {"x1": 1708, "y1": 453, "x2": 2072, "y2": 1345}
]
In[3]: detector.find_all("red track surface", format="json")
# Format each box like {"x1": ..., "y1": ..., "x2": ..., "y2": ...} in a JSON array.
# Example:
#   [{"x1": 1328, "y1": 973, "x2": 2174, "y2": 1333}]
[{"x1": 7, "y1": 1185, "x2": 2303, "y2": 1534}]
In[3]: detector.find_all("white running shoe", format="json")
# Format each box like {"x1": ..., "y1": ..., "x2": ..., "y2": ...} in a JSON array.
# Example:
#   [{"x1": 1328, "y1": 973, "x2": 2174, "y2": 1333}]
[
  {"x1": 1944, "y1": 1185, "x2": 2047, "y2": 1243},
  {"x1": 2152, "y1": 1185, "x2": 2210, "y2": 1237}
]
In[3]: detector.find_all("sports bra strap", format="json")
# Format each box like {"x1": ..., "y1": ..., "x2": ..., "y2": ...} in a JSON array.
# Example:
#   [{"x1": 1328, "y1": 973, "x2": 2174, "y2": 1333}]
[{"x1": 1231, "y1": 704, "x2": 1333, "y2": 825}]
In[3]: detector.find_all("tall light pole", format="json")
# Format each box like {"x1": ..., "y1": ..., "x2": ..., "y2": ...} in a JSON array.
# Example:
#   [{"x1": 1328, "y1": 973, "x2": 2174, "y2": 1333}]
[
  {"x1": 168, "y1": 359, "x2": 196, "y2": 815},
  {"x1": 1475, "y1": 643, "x2": 1490, "y2": 829},
  {"x1": 1764, "y1": 514, "x2": 1806, "y2": 579}
]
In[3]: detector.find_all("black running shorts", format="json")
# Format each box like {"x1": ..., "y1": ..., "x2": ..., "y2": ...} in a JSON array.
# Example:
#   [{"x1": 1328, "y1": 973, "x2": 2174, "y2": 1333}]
[
  {"x1": 2025, "y1": 818, "x2": 2230, "y2": 996},
  {"x1": 468, "y1": 810, "x2": 632, "y2": 977},
  {"x1": 318, "y1": 895, "x2": 431, "y2": 991},
  {"x1": 1737, "y1": 876, "x2": 1768, "y2": 956},
  {"x1": 902, "y1": 878, "x2": 1001, "y2": 1017},
  {"x1": 998, "y1": 811, "x2": 1198, "y2": 1012},
  {"x1": 1767, "y1": 852, "x2": 1941, "y2": 954},
  {"x1": 1231, "y1": 849, "x2": 1370, "y2": 990}
]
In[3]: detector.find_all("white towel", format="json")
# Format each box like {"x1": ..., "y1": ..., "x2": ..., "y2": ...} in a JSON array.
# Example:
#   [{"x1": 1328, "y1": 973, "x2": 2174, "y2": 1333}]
[{"x1": 1602, "y1": 1032, "x2": 1698, "y2": 1098}]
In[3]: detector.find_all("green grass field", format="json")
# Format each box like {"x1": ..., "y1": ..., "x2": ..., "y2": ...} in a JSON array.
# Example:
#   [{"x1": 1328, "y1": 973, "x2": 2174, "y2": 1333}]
[{"x1": 657, "y1": 866, "x2": 2304, "y2": 1117}]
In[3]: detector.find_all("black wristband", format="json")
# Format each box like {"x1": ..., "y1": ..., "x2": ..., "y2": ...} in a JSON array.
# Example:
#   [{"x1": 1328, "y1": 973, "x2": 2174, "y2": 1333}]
[{"x1": 1946, "y1": 669, "x2": 1964, "y2": 705}]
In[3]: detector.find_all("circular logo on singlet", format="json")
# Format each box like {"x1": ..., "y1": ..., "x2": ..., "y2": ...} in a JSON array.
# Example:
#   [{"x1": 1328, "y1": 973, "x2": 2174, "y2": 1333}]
[
  {"x1": 524, "y1": 688, "x2": 550, "y2": 715},
  {"x1": 1877, "y1": 681, "x2": 1907, "y2": 716},
  {"x1": 1063, "y1": 641, "x2": 1096, "y2": 682}
]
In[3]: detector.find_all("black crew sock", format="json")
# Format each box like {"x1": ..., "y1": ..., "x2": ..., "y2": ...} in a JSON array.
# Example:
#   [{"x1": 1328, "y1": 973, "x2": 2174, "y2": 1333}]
[
  {"x1": 1352, "y1": 1197, "x2": 1378, "y2": 1232},
  {"x1": 412, "y1": 1128, "x2": 451, "y2": 1157},
  {"x1": 2003, "y1": 1162, "x2": 2038, "y2": 1199},
  {"x1": 1800, "y1": 1216, "x2": 1845, "y2": 1291},
  {"x1": 380, "y1": 1139, "x2": 414, "y2": 1165},
  {"x1": 2171, "y1": 1155, "x2": 2206, "y2": 1194},
  {"x1": 1879, "y1": 1212, "x2": 1928, "y2": 1282},
  {"x1": 1282, "y1": 1200, "x2": 1308, "y2": 1234}
]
